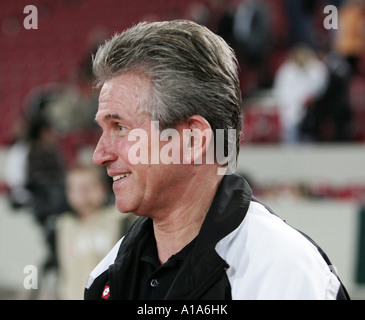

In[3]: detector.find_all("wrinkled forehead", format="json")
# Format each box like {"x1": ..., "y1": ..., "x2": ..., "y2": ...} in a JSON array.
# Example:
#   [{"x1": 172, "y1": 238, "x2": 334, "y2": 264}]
[{"x1": 96, "y1": 72, "x2": 152, "y2": 123}]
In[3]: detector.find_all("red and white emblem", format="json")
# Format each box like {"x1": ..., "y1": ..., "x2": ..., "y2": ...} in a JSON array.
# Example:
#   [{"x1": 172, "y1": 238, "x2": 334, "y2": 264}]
[{"x1": 101, "y1": 285, "x2": 110, "y2": 299}]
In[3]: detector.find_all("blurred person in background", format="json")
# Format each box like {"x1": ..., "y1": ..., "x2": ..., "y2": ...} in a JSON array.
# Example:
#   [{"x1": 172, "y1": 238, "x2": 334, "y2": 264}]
[
  {"x1": 284, "y1": 0, "x2": 319, "y2": 48},
  {"x1": 300, "y1": 50, "x2": 353, "y2": 142},
  {"x1": 334, "y1": 0, "x2": 365, "y2": 75},
  {"x1": 25, "y1": 107, "x2": 69, "y2": 274},
  {"x1": 4, "y1": 115, "x2": 32, "y2": 209},
  {"x1": 57, "y1": 164, "x2": 135, "y2": 299},
  {"x1": 232, "y1": 0, "x2": 272, "y2": 91},
  {"x1": 45, "y1": 49, "x2": 100, "y2": 134},
  {"x1": 4, "y1": 84, "x2": 69, "y2": 287},
  {"x1": 273, "y1": 44, "x2": 328, "y2": 143},
  {"x1": 233, "y1": 0, "x2": 271, "y2": 66}
]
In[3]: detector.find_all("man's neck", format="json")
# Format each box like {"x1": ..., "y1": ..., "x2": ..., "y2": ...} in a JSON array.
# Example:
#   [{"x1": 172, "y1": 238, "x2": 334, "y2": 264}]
[{"x1": 152, "y1": 173, "x2": 222, "y2": 264}]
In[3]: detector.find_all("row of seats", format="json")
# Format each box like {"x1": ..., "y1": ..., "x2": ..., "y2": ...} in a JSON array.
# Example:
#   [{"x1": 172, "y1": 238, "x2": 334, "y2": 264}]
[
  {"x1": 0, "y1": 0, "x2": 202, "y2": 144},
  {"x1": 1, "y1": 0, "x2": 364, "y2": 145}
]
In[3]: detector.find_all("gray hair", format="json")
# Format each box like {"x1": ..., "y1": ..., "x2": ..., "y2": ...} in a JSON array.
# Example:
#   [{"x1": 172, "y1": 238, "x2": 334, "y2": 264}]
[{"x1": 93, "y1": 20, "x2": 242, "y2": 163}]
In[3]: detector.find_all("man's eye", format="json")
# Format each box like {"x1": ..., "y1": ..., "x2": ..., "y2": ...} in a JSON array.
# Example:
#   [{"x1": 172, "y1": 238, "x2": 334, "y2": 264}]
[{"x1": 117, "y1": 124, "x2": 126, "y2": 131}]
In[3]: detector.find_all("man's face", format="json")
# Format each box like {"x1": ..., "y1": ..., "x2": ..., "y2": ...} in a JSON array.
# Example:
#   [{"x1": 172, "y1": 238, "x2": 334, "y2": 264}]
[{"x1": 93, "y1": 72, "x2": 184, "y2": 216}]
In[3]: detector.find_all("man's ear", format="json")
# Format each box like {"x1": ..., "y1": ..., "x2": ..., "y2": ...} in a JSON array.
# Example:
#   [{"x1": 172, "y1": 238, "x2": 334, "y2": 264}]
[{"x1": 181, "y1": 115, "x2": 214, "y2": 165}]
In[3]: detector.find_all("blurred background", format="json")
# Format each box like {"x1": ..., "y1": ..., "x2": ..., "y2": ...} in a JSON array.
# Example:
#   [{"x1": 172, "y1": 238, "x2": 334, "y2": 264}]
[{"x1": 0, "y1": 0, "x2": 364, "y2": 299}]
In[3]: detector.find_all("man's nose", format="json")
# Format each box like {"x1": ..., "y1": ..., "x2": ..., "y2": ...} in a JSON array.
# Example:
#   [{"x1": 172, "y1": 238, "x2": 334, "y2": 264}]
[{"x1": 92, "y1": 134, "x2": 117, "y2": 166}]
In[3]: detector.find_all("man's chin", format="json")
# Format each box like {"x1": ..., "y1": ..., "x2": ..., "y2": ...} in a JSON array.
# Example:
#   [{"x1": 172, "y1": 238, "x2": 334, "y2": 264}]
[
  {"x1": 115, "y1": 196, "x2": 142, "y2": 216},
  {"x1": 114, "y1": 198, "x2": 131, "y2": 214}
]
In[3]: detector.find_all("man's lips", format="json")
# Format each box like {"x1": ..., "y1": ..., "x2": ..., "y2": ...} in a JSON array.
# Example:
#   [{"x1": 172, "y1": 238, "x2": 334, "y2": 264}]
[{"x1": 111, "y1": 172, "x2": 132, "y2": 182}]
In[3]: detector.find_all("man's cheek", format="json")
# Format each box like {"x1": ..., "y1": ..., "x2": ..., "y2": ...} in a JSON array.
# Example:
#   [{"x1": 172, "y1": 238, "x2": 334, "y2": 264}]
[{"x1": 127, "y1": 128, "x2": 150, "y2": 165}]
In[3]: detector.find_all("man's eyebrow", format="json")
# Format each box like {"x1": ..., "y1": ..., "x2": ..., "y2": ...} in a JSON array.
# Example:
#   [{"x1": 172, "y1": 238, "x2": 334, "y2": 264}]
[
  {"x1": 94, "y1": 113, "x2": 122, "y2": 124},
  {"x1": 104, "y1": 113, "x2": 121, "y2": 120}
]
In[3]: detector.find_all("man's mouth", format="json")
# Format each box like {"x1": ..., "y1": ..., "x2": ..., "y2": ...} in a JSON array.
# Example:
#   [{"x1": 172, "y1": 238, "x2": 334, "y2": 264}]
[{"x1": 113, "y1": 173, "x2": 131, "y2": 182}]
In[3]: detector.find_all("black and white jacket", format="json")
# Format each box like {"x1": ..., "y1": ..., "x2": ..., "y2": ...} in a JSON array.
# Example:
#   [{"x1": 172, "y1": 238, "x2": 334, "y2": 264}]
[{"x1": 84, "y1": 174, "x2": 349, "y2": 300}]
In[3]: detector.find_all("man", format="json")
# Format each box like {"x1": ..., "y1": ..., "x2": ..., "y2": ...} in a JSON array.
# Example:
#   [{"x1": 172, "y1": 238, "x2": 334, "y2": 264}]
[{"x1": 85, "y1": 20, "x2": 349, "y2": 299}]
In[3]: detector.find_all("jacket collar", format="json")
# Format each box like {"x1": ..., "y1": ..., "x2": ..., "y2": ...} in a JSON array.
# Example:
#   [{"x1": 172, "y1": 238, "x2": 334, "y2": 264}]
[
  {"x1": 193, "y1": 173, "x2": 252, "y2": 257},
  {"x1": 166, "y1": 174, "x2": 252, "y2": 299}
]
